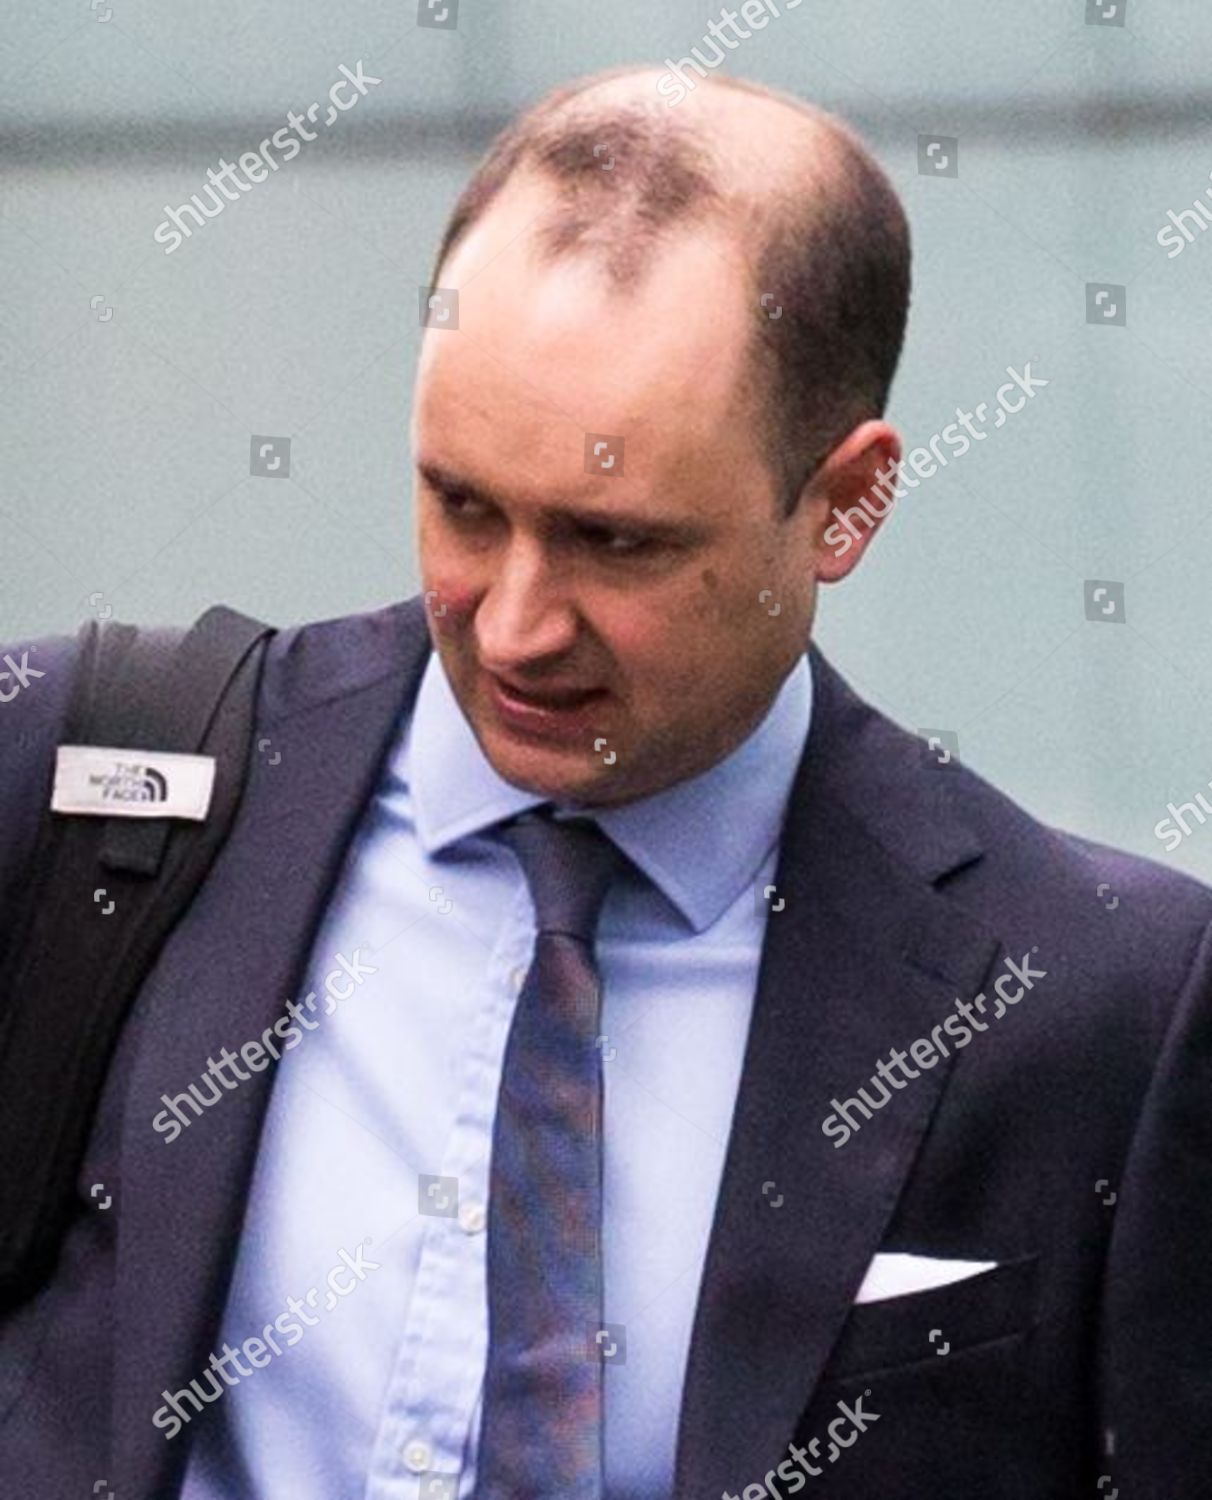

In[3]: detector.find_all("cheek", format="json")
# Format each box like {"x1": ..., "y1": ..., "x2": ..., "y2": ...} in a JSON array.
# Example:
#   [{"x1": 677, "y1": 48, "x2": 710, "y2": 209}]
[
  {"x1": 575, "y1": 602, "x2": 657, "y2": 689},
  {"x1": 614, "y1": 604, "x2": 715, "y2": 699},
  {"x1": 419, "y1": 573, "x2": 479, "y2": 642},
  {"x1": 417, "y1": 523, "x2": 476, "y2": 627}
]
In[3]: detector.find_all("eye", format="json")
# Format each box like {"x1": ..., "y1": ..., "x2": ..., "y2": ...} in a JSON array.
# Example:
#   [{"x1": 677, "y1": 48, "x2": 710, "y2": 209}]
[
  {"x1": 430, "y1": 480, "x2": 658, "y2": 557},
  {"x1": 436, "y1": 488, "x2": 484, "y2": 520},
  {"x1": 580, "y1": 525, "x2": 655, "y2": 557}
]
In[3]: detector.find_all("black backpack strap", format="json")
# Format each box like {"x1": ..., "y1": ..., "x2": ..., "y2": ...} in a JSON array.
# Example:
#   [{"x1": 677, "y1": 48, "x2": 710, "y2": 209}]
[{"x1": 0, "y1": 605, "x2": 274, "y2": 1308}]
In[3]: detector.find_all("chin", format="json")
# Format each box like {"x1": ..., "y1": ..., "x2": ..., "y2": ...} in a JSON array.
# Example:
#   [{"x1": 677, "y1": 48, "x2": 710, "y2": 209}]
[
  {"x1": 480, "y1": 730, "x2": 622, "y2": 805},
  {"x1": 479, "y1": 725, "x2": 579, "y2": 783}
]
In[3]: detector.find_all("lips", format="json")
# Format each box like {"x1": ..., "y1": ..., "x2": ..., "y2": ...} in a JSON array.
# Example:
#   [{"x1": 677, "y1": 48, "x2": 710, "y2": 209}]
[{"x1": 491, "y1": 675, "x2": 603, "y2": 709}]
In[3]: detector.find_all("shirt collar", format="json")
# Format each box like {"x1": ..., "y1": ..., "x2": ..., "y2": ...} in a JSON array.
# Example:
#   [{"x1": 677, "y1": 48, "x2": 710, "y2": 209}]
[{"x1": 401, "y1": 647, "x2": 813, "y2": 934}]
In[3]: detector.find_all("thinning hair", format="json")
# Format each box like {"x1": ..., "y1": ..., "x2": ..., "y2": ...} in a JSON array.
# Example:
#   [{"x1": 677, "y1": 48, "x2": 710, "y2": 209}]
[{"x1": 429, "y1": 68, "x2": 911, "y2": 519}]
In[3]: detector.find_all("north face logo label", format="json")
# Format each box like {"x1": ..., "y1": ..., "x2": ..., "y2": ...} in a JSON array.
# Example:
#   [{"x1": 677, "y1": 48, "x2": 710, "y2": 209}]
[
  {"x1": 53, "y1": 745, "x2": 216, "y2": 822},
  {"x1": 89, "y1": 762, "x2": 170, "y2": 804}
]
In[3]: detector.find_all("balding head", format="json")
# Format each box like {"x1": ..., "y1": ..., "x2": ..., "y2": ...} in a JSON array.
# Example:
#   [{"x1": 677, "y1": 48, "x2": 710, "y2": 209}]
[
  {"x1": 430, "y1": 64, "x2": 911, "y2": 517},
  {"x1": 412, "y1": 68, "x2": 907, "y2": 808}
]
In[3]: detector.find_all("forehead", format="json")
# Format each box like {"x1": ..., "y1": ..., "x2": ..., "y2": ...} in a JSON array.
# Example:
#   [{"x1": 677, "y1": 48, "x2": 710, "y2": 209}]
[{"x1": 415, "y1": 175, "x2": 758, "y2": 477}]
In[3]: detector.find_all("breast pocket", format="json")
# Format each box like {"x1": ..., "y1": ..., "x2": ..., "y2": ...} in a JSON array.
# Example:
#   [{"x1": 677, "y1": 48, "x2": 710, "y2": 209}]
[{"x1": 820, "y1": 1251, "x2": 1040, "y2": 1383}]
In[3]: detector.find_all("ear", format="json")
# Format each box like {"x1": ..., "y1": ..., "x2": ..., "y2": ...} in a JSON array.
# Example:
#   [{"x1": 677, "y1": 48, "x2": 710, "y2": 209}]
[{"x1": 798, "y1": 420, "x2": 902, "y2": 582}]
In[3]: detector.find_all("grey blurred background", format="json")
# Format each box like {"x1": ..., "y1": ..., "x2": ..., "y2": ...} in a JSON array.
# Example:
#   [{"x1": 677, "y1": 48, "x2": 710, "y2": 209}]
[{"x1": 3, "y1": 0, "x2": 1211, "y2": 881}]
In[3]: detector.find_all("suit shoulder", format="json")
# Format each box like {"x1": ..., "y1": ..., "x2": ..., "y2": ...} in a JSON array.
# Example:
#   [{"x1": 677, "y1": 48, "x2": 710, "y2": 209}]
[
  {"x1": 946, "y1": 752, "x2": 1212, "y2": 935},
  {"x1": 0, "y1": 630, "x2": 81, "y2": 925},
  {"x1": 0, "y1": 629, "x2": 80, "y2": 764},
  {"x1": 259, "y1": 595, "x2": 428, "y2": 722},
  {"x1": 930, "y1": 752, "x2": 1212, "y2": 1037},
  {"x1": 813, "y1": 658, "x2": 1212, "y2": 1004}
]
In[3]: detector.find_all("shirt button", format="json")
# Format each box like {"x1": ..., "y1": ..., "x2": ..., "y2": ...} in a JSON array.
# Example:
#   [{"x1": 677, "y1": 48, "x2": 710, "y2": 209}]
[
  {"x1": 459, "y1": 1201, "x2": 486, "y2": 1234},
  {"x1": 404, "y1": 1439, "x2": 432, "y2": 1472}
]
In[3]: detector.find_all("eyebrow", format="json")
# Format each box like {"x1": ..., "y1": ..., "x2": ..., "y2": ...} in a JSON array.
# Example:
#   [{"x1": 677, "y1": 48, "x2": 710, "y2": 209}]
[{"x1": 417, "y1": 459, "x2": 707, "y2": 543}]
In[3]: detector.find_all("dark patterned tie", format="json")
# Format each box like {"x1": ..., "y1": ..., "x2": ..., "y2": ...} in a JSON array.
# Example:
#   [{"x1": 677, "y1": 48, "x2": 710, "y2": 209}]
[{"x1": 475, "y1": 806, "x2": 629, "y2": 1500}]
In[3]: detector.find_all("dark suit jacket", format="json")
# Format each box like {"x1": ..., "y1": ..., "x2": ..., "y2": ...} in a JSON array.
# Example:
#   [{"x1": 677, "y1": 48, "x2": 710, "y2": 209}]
[{"x1": 1, "y1": 593, "x2": 1211, "y2": 1499}]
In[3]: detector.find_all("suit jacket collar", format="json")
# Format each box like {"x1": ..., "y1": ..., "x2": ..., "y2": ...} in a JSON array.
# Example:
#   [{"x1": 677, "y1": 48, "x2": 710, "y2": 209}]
[{"x1": 109, "y1": 594, "x2": 1000, "y2": 1499}]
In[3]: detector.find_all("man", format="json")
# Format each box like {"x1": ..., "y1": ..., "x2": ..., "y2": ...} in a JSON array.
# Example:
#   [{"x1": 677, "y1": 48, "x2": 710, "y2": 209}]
[{"x1": 1, "y1": 63, "x2": 1210, "y2": 1500}]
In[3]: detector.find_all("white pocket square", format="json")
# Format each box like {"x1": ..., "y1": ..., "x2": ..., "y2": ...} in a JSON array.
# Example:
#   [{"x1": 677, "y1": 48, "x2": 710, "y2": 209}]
[{"x1": 854, "y1": 1252, "x2": 998, "y2": 1305}]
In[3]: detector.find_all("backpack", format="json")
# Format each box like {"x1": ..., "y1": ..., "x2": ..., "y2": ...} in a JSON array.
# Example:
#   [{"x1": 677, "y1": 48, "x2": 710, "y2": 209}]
[{"x1": 0, "y1": 605, "x2": 274, "y2": 1310}]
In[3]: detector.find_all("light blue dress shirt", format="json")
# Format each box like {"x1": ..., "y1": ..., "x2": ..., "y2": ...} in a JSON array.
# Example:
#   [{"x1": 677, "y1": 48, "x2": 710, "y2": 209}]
[{"x1": 180, "y1": 644, "x2": 812, "y2": 1500}]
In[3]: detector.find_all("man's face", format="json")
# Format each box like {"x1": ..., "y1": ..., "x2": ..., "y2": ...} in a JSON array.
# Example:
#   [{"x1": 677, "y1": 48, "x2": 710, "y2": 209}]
[{"x1": 411, "y1": 176, "x2": 831, "y2": 809}]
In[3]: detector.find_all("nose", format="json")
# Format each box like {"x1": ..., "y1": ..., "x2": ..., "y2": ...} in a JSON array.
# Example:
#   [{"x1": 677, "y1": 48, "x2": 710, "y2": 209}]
[{"x1": 474, "y1": 540, "x2": 578, "y2": 671}]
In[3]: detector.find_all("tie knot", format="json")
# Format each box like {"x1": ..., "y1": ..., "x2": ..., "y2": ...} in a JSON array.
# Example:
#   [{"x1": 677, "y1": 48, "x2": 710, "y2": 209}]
[{"x1": 495, "y1": 807, "x2": 626, "y2": 943}]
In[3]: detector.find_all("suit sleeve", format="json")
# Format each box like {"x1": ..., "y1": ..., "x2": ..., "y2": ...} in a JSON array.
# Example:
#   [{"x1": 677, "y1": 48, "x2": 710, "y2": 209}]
[
  {"x1": 1099, "y1": 913, "x2": 1212, "y2": 1496},
  {"x1": 0, "y1": 632, "x2": 80, "y2": 949}
]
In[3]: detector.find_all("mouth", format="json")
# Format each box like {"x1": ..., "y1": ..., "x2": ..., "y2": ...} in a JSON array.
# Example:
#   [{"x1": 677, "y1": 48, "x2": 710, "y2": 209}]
[
  {"x1": 492, "y1": 675, "x2": 604, "y2": 709},
  {"x1": 485, "y1": 671, "x2": 609, "y2": 737}
]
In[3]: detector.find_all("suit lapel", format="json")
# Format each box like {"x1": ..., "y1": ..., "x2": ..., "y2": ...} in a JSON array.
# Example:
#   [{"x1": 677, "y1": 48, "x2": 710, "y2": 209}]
[
  {"x1": 110, "y1": 597, "x2": 433, "y2": 1500},
  {"x1": 673, "y1": 647, "x2": 1003, "y2": 1500}
]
